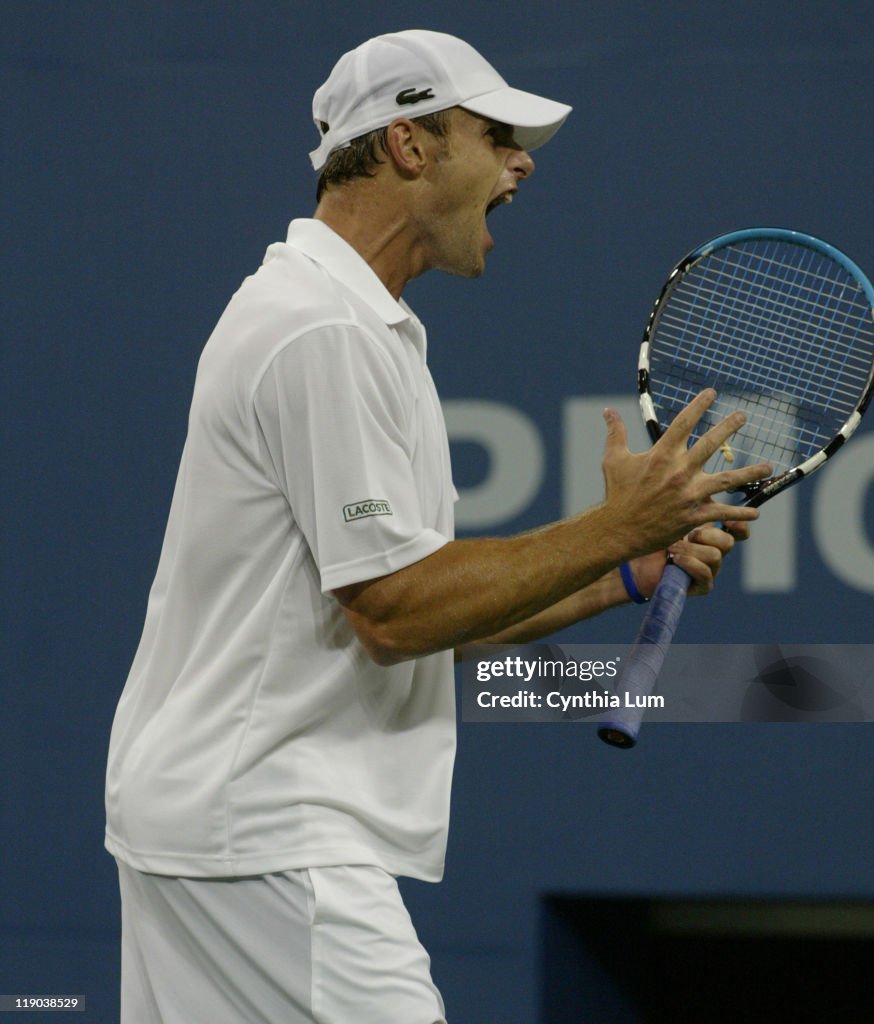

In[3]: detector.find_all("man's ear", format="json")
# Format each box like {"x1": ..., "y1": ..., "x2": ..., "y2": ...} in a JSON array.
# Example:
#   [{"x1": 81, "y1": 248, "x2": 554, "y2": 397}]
[{"x1": 383, "y1": 119, "x2": 428, "y2": 178}]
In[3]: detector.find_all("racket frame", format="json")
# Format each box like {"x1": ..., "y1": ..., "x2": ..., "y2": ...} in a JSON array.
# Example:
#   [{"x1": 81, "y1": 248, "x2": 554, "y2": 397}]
[
  {"x1": 637, "y1": 228, "x2": 874, "y2": 507},
  {"x1": 599, "y1": 227, "x2": 874, "y2": 748}
]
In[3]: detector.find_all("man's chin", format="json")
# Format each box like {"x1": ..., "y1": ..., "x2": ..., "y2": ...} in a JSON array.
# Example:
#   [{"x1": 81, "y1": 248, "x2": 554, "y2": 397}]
[
  {"x1": 434, "y1": 250, "x2": 488, "y2": 280},
  {"x1": 440, "y1": 261, "x2": 486, "y2": 281}
]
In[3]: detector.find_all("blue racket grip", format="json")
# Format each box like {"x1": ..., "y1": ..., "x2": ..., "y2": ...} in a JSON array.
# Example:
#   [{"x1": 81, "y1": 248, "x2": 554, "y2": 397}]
[{"x1": 597, "y1": 562, "x2": 691, "y2": 748}]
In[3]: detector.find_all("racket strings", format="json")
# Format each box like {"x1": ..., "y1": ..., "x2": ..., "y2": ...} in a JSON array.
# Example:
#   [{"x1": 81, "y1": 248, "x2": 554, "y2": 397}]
[
  {"x1": 666, "y1": 252, "x2": 874, "y2": 385},
  {"x1": 653, "y1": 333, "x2": 867, "y2": 408},
  {"x1": 659, "y1": 291, "x2": 873, "y2": 380},
  {"x1": 649, "y1": 239, "x2": 874, "y2": 474},
  {"x1": 661, "y1": 389, "x2": 814, "y2": 469},
  {"x1": 709, "y1": 248, "x2": 871, "y2": 326},
  {"x1": 653, "y1": 378, "x2": 827, "y2": 474},
  {"x1": 654, "y1": 377, "x2": 829, "y2": 447},
  {"x1": 662, "y1": 263, "x2": 873, "y2": 386}
]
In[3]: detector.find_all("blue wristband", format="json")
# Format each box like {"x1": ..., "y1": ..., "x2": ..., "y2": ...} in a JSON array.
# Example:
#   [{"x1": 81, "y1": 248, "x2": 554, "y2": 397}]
[{"x1": 620, "y1": 562, "x2": 649, "y2": 604}]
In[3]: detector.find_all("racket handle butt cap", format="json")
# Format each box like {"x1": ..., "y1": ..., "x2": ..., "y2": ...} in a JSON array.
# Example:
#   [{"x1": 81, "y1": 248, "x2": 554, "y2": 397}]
[{"x1": 597, "y1": 724, "x2": 638, "y2": 749}]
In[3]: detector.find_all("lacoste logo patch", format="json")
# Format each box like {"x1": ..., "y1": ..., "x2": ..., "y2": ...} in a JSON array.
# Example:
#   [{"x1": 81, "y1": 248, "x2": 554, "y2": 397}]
[
  {"x1": 396, "y1": 87, "x2": 435, "y2": 105},
  {"x1": 343, "y1": 499, "x2": 393, "y2": 523}
]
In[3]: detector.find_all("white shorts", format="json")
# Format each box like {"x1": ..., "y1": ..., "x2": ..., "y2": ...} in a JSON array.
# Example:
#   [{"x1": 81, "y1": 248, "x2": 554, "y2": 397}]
[{"x1": 116, "y1": 860, "x2": 446, "y2": 1023}]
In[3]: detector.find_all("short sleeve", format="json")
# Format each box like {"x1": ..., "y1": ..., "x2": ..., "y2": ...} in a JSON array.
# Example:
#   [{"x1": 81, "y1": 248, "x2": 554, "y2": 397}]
[{"x1": 253, "y1": 325, "x2": 449, "y2": 591}]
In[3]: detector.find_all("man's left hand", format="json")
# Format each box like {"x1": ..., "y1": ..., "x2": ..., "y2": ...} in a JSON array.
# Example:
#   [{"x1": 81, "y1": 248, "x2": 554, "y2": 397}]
[{"x1": 628, "y1": 519, "x2": 751, "y2": 598}]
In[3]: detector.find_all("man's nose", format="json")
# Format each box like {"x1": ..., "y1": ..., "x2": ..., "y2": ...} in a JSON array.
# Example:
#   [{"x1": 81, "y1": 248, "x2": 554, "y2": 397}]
[{"x1": 508, "y1": 147, "x2": 535, "y2": 181}]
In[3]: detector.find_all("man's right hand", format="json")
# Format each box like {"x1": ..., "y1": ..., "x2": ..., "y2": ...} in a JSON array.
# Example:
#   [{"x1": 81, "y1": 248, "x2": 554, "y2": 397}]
[{"x1": 600, "y1": 388, "x2": 772, "y2": 560}]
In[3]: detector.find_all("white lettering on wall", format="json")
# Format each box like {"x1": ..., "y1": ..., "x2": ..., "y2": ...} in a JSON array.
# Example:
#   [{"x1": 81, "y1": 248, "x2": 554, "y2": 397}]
[
  {"x1": 812, "y1": 433, "x2": 874, "y2": 594},
  {"x1": 442, "y1": 399, "x2": 545, "y2": 529}
]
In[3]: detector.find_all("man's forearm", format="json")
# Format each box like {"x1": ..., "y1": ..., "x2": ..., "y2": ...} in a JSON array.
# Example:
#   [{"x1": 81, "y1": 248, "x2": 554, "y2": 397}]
[
  {"x1": 334, "y1": 504, "x2": 632, "y2": 665},
  {"x1": 457, "y1": 566, "x2": 628, "y2": 654}
]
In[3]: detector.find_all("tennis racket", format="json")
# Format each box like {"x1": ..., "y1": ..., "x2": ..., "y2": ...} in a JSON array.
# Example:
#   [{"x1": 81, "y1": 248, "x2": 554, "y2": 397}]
[{"x1": 598, "y1": 227, "x2": 874, "y2": 748}]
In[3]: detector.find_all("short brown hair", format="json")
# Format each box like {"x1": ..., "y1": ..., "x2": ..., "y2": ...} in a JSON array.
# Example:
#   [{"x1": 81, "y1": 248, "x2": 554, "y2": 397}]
[{"x1": 315, "y1": 110, "x2": 451, "y2": 202}]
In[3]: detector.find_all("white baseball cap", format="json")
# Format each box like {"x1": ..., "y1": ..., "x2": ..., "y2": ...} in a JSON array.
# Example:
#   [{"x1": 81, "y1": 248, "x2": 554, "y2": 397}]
[{"x1": 309, "y1": 29, "x2": 572, "y2": 171}]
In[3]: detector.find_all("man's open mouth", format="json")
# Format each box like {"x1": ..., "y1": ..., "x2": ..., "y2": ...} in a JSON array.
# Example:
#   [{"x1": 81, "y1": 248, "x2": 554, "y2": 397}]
[{"x1": 486, "y1": 190, "x2": 515, "y2": 216}]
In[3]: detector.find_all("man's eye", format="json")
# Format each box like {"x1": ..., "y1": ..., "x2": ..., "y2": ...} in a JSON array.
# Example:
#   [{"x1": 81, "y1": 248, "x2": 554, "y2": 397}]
[{"x1": 487, "y1": 125, "x2": 514, "y2": 147}]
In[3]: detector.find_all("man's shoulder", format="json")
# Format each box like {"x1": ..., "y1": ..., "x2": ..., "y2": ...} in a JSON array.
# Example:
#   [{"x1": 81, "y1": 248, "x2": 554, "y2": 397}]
[
  {"x1": 243, "y1": 241, "x2": 352, "y2": 323},
  {"x1": 197, "y1": 242, "x2": 403, "y2": 395},
  {"x1": 238, "y1": 240, "x2": 398, "y2": 342}
]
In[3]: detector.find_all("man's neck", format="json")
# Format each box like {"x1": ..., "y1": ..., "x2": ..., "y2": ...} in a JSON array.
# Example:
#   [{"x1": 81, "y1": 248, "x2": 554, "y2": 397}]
[{"x1": 314, "y1": 184, "x2": 428, "y2": 301}]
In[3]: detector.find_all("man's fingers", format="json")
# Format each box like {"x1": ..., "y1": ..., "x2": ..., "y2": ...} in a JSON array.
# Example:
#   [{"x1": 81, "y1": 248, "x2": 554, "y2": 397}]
[
  {"x1": 602, "y1": 407, "x2": 629, "y2": 453},
  {"x1": 689, "y1": 409, "x2": 748, "y2": 465},
  {"x1": 707, "y1": 461, "x2": 773, "y2": 496},
  {"x1": 686, "y1": 525, "x2": 735, "y2": 553},
  {"x1": 693, "y1": 501, "x2": 760, "y2": 525},
  {"x1": 659, "y1": 388, "x2": 717, "y2": 448},
  {"x1": 722, "y1": 520, "x2": 752, "y2": 542}
]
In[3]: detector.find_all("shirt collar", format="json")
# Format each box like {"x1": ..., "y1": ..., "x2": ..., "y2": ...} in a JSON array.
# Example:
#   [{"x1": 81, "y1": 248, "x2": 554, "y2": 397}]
[{"x1": 285, "y1": 219, "x2": 411, "y2": 327}]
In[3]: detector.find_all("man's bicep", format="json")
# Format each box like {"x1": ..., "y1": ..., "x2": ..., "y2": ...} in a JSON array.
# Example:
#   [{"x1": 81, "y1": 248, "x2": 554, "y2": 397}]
[
  {"x1": 252, "y1": 325, "x2": 409, "y2": 502},
  {"x1": 332, "y1": 565, "x2": 417, "y2": 666},
  {"x1": 253, "y1": 327, "x2": 444, "y2": 591},
  {"x1": 331, "y1": 541, "x2": 463, "y2": 665},
  {"x1": 332, "y1": 549, "x2": 435, "y2": 626}
]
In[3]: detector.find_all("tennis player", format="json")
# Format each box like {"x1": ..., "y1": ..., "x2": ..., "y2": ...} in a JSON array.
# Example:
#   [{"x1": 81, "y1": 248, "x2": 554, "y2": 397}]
[{"x1": 105, "y1": 29, "x2": 768, "y2": 1023}]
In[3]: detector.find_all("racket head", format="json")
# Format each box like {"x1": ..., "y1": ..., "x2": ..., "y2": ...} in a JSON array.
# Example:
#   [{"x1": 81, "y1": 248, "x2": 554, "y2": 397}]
[{"x1": 638, "y1": 228, "x2": 874, "y2": 506}]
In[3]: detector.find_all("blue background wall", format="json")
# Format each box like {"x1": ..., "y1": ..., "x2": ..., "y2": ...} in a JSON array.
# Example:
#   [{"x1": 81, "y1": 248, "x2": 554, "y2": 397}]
[{"x1": 4, "y1": 2, "x2": 873, "y2": 1020}]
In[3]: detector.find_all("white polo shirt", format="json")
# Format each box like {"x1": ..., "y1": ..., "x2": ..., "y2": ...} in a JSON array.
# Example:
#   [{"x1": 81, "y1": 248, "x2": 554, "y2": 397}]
[{"x1": 105, "y1": 219, "x2": 457, "y2": 882}]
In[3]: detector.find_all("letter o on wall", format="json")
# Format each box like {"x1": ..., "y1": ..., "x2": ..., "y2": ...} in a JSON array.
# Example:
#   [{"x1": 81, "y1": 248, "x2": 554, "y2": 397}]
[
  {"x1": 443, "y1": 400, "x2": 545, "y2": 529},
  {"x1": 812, "y1": 433, "x2": 874, "y2": 593}
]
